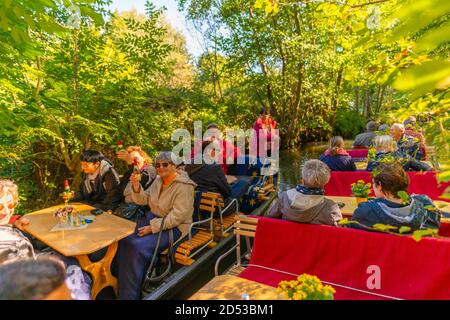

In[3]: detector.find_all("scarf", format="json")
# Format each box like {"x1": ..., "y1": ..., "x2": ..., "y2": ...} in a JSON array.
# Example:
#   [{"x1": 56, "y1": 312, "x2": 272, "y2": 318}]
[
  {"x1": 84, "y1": 160, "x2": 111, "y2": 194},
  {"x1": 296, "y1": 185, "x2": 325, "y2": 196},
  {"x1": 324, "y1": 148, "x2": 349, "y2": 156}
]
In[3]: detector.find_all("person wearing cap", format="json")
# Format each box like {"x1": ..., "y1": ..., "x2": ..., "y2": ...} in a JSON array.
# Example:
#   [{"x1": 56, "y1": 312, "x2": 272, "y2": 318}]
[{"x1": 352, "y1": 120, "x2": 379, "y2": 148}]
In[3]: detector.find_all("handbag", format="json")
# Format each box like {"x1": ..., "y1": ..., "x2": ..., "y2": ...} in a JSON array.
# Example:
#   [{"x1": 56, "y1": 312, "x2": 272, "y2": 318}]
[
  {"x1": 113, "y1": 203, "x2": 147, "y2": 222},
  {"x1": 141, "y1": 217, "x2": 175, "y2": 295}
]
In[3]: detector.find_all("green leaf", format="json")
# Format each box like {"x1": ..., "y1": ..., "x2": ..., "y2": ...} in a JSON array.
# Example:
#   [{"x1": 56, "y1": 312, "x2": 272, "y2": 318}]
[
  {"x1": 79, "y1": 5, "x2": 105, "y2": 26},
  {"x1": 399, "y1": 226, "x2": 412, "y2": 234},
  {"x1": 415, "y1": 22, "x2": 450, "y2": 52},
  {"x1": 397, "y1": 191, "x2": 410, "y2": 202},
  {"x1": 393, "y1": 60, "x2": 450, "y2": 94},
  {"x1": 412, "y1": 229, "x2": 438, "y2": 242},
  {"x1": 337, "y1": 218, "x2": 359, "y2": 226},
  {"x1": 438, "y1": 171, "x2": 450, "y2": 183},
  {"x1": 372, "y1": 224, "x2": 398, "y2": 232}
]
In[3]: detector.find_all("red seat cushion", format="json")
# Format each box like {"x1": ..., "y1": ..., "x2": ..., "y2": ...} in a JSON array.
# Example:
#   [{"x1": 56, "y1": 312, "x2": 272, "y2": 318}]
[
  {"x1": 239, "y1": 217, "x2": 450, "y2": 299},
  {"x1": 347, "y1": 149, "x2": 369, "y2": 158},
  {"x1": 324, "y1": 171, "x2": 450, "y2": 201}
]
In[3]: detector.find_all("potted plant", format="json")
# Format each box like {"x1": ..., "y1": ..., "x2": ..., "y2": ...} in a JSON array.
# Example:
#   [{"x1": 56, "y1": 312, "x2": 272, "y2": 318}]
[
  {"x1": 351, "y1": 180, "x2": 372, "y2": 204},
  {"x1": 278, "y1": 274, "x2": 335, "y2": 300}
]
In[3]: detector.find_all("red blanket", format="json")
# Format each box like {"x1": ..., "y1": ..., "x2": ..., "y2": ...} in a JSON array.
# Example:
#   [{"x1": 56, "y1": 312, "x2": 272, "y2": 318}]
[
  {"x1": 239, "y1": 217, "x2": 450, "y2": 299},
  {"x1": 347, "y1": 149, "x2": 368, "y2": 158},
  {"x1": 324, "y1": 171, "x2": 450, "y2": 201}
]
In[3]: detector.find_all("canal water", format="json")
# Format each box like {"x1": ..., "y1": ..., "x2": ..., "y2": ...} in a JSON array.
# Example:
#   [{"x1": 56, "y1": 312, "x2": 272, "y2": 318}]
[{"x1": 278, "y1": 140, "x2": 354, "y2": 191}]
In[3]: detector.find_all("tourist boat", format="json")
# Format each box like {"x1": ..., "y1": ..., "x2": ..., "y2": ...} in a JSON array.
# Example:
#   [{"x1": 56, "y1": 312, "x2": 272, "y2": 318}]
[
  {"x1": 142, "y1": 159, "x2": 279, "y2": 300},
  {"x1": 203, "y1": 213, "x2": 450, "y2": 300}
]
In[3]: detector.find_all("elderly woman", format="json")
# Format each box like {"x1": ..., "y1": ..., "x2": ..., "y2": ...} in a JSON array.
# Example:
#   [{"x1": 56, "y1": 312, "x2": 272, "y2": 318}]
[
  {"x1": 0, "y1": 180, "x2": 91, "y2": 299},
  {"x1": 267, "y1": 159, "x2": 342, "y2": 226},
  {"x1": 117, "y1": 145, "x2": 157, "y2": 203},
  {"x1": 366, "y1": 135, "x2": 431, "y2": 172},
  {"x1": 320, "y1": 136, "x2": 356, "y2": 171},
  {"x1": 350, "y1": 163, "x2": 440, "y2": 232},
  {"x1": 117, "y1": 151, "x2": 196, "y2": 300},
  {"x1": 0, "y1": 180, "x2": 34, "y2": 263}
]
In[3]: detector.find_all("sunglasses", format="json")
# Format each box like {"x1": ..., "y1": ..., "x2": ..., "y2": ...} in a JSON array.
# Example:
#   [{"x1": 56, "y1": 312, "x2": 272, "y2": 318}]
[
  {"x1": 155, "y1": 162, "x2": 171, "y2": 169},
  {"x1": 0, "y1": 202, "x2": 17, "y2": 210}
]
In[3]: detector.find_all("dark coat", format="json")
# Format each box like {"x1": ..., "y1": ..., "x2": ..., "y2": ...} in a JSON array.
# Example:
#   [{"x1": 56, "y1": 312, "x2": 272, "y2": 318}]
[
  {"x1": 397, "y1": 134, "x2": 423, "y2": 160},
  {"x1": 349, "y1": 195, "x2": 441, "y2": 232},
  {"x1": 320, "y1": 154, "x2": 356, "y2": 171},
  {"x1": 184, "y1": 163, "x2": 231, "y2": 199},
  {"x1": 353, "y1": 131, "x2": 377, "y2": 148},
  {"x1": 74, "y1": 162, "x2": 121, "y2": 211}
]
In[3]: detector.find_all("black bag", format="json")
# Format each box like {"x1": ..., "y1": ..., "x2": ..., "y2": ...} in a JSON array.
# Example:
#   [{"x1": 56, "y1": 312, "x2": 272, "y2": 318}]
[
  {"x1": 141, "y1": 217, "x2": 175, "y2": 295},
  {"x1": 113, "y1": 203, "x2": 147, "y2": 222}
]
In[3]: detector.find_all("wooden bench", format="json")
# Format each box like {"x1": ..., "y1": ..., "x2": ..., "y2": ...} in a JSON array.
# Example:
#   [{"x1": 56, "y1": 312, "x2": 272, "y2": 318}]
[
  {"x1": 174, "y1": 192, "x2": 239, "y2": 265},
  {"x1": 174, "y1": 192, "x2": 219, "y2": 265},
  {"x1": 214, "y1": 214, "x2": 257, "y2": 275},
  {"x1": 176, "y1": 176, "x2": 275, "y2": 265}
]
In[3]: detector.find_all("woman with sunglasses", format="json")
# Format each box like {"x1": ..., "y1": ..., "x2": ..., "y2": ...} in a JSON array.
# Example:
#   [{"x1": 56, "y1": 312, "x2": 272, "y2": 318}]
[{"x1": 117, "y1": 151, "x2": 197, "y2": 299}]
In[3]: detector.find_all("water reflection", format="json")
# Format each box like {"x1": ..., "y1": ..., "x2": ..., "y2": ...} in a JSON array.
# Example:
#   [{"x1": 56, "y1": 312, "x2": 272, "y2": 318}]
[{"x1": 278, "y1": 140, "x2": 353, "y2": 192}]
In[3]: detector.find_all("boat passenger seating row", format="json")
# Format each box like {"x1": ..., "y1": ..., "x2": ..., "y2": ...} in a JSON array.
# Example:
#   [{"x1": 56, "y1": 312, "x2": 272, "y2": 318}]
[
  {"x1": 324, "y1": 171, "x2": 450, "y2": 201},
  {"x1": 219, "y1": 215, "x2": 450, "y2": 299},
  {"x1": 174, "y1": 175, "x2": 276, "y2": 266}
]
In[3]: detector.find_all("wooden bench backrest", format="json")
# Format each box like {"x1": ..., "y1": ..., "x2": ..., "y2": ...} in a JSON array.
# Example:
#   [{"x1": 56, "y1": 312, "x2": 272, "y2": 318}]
[
  {"x1": 234, "y1": 215, "x2": 258, "y2": 238},
  {"x1": 198, "y1": 192, "x2": 224, "y2": 213}
]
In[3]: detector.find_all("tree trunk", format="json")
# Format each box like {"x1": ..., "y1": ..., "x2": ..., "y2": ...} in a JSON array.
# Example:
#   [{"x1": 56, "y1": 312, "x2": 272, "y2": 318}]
[
  {"x1": 248, "y1": 7, "x2": 275, "y2": 108},
  {"x1": 363, "y1": 84, "x2": 371, "y2": 117},
  {"x1": 355, "y1": 86, "x2": 360, "y2": 114}
]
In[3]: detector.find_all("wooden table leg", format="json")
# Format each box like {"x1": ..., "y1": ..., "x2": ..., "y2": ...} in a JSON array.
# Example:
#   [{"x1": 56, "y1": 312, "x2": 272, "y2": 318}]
[{"x1": 75, "y1": 241, "x2": 119, "y2": 300}]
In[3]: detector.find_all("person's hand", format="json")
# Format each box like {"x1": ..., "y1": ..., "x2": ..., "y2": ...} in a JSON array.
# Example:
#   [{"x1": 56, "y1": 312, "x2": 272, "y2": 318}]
[
  {"x1": 13, "y1": 217, "x2": 30, "y2": 230},
  {"x1": 137, "y1": 225, "x2": 152, "y2": 237},
  {"x1": 130, "y1": 173, "x2": 140, "y2": 193},
  {"x1": 117, "y1": 150, "x2": 133, "y2": 164}
]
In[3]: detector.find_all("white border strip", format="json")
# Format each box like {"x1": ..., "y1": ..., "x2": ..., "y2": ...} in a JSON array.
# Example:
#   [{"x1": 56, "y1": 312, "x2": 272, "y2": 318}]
[{"x1": 243, "y1": 263, "x2": 404, "y2": 300}]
